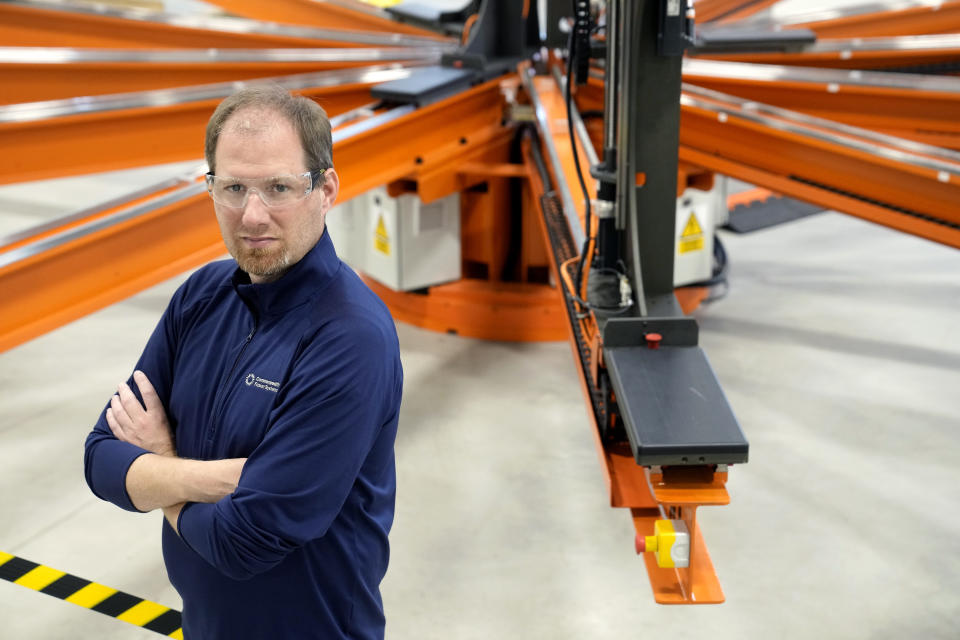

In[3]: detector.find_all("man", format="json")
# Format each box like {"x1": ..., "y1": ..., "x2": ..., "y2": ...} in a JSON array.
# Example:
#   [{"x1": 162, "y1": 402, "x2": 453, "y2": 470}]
[{"x1": 84, "y1": 85, "x2": 403, "y2": 639}]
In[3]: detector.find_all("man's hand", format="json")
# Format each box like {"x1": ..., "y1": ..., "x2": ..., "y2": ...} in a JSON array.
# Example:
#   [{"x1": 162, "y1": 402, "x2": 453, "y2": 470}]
[{"x1": 107, "y1": 370, "x2": 175, "y2": 457}]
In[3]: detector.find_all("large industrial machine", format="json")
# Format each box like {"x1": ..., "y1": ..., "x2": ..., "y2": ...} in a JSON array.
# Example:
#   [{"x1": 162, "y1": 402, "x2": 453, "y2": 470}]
[{"x1": 0, "y1": 0, "x2": 958, "y2": 605}]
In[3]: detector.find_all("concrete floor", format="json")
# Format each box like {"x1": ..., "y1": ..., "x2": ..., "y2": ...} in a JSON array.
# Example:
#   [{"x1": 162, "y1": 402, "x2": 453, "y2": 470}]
[
  {"x1": 2, "y1": 0, "x2": 959, "y2": 634},
  {"x1": 1, "y1": 159, "x2": 959, "y2": 639}
]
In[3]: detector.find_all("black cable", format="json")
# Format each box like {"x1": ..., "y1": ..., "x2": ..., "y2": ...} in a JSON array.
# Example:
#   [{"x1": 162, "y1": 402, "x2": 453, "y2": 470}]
[
  {"x1": 566, "y1": 11, "x2": 593, "y2": 303},
  {"x1": 680, "y1": 233, "x2": 730, "y2": 303}
]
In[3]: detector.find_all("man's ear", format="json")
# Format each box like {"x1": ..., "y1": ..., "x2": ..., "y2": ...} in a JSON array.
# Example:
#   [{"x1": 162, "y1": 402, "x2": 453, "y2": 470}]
[{"x1": 320, "y1": 168, "x2": 339, "y2": 211}]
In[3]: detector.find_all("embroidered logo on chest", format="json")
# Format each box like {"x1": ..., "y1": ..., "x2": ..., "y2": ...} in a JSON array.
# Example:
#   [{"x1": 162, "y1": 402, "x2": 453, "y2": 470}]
[{"x1": 245, "y1": 373, "x2": 280, "y2": 393}]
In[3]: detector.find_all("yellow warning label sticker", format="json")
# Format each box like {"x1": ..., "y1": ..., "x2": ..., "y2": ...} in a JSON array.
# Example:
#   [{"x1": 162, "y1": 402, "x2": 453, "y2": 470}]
[
  {"x1": 374, "y1": 214, "x2": 390, "y2": 256},
  {"x1": 681, "y1": 212, "x2": 703, "y2": 238},
  {"x1": 678, "y1": 212, "x2": 704, "y2": 254}
]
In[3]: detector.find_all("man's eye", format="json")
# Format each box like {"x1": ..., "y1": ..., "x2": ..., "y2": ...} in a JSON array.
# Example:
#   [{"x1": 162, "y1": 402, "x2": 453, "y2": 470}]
[
  {"x1": 270, "y1": 182, "x2": 290, "y2": 193},
  {"x1": 225, "y1": 183, "x2": 244, "y2": 193}
]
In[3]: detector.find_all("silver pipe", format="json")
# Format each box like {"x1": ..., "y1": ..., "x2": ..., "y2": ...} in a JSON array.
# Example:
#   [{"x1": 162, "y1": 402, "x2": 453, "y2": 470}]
[
  {"x1": 802, "y1": 33, "x2": 960, "y2": 53},
  {"x1": 550, "y1": 66, "x2": 600, "y2": 166},
  {"x1": 729, "y1": 1, "x2": 936, "y2": 28},
  {"x1": 0, "y1": 165, "x2": 205, "y2": 250},
  {"x1": 332, "y1": 104, "x2": 416, "y2": 142},
  {"x1": 0, "y1": 180, "x2": 208, "y2": 270},
  {"x1": 616, "y1": 0, "x2": 646, "y2": 317},
  {"x1": 521, "y1": 67, "x2": 586, "y2": 250},
  {"x1": 683, "y1": 58, "x2": 960, "y2": 94},
  {"x1": 603, "y1": 0, "x2": 618, "y2": 151},
  {"x1": 328, "y1": 102, "x2": 380, "y2": 129},
  {"x1": 2, "y1": 0, "x2": 456, "y2": 48},
  {"x1": 0, "y1": 46, "x2": 449, "y2": 64},
  {"x1": 0, "y1": 63, "x2": 427, "y2": 124},
  {"x1": 681, "y1": 84, "x2": 960, "y2": 178},
  {"x1": 614, "y1": 0, "x2": 631, "y2": 231}
]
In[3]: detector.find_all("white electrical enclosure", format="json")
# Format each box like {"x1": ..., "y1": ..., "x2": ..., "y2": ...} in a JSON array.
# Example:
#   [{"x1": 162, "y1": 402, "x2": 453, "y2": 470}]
[
  {"x1": 326, "y1": 187, "x2": 461, "y2": 291},
  {"x1": 673, "y1": 177, "x2": 726, "y2": 287}
]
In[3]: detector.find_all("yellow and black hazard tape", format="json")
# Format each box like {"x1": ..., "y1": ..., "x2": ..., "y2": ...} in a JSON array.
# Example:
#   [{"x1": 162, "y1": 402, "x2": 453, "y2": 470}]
[{"x1": 0, "y1": 550, "x2": 183, "y2": 638}]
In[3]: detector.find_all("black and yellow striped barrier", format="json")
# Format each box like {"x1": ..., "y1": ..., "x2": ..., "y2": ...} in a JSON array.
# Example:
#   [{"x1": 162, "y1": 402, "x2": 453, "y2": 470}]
[{"x1": 0, "y1": 550, "x2": 183, "y2": 638}]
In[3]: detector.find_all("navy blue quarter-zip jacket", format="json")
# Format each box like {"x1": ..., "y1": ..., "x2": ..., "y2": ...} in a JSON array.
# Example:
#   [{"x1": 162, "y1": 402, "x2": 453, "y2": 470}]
[{"x1": 84, "y1": 230, "x2": 403, "y2": 639}]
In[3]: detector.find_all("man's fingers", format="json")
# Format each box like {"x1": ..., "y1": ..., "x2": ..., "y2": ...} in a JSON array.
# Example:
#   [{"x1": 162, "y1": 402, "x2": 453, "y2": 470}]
[
  {"x1": 109, "y1": 394, "x2": 131, "y2": 428},
  {"x1": 133, "y1": 370, "x2": 163, "y2": 415},
  {"x1": 105, "y1": 407, "x2": 124, "y2": 439},
  {"x1": 117, "y1": 381, "x2": 145, "y2": 418}
]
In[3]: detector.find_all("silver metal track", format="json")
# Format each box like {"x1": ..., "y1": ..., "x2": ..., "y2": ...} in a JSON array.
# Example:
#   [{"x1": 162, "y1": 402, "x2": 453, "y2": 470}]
[
  {"x1": 732, "y1": 0, "x2": 941, "y2": 28},
  {"x1": 2, "y1": 0, "x2": 457, "y2": 48},
  {"x1": 0, "y1": 63, "x2": 428, "y2": 123},
  {"x1": 681, "y1": 83, "x2": 960, "y2": 177},
  {"x1": 802, "y1": 33, "x2": 960, "y2": 53},
  {"x1": 683, "y1": 58, "x2": 960, "y2": 94},
  {"x1": 0, "y1": 46, "x2": 449, "y2": 64},
  {"x1": 521, "y1": 67, "x2": 586, "y2": 250}
]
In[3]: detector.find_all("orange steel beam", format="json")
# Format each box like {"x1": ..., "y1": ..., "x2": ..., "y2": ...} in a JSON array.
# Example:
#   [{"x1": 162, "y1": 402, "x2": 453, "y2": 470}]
[
  {"x1": 791, "y1": 1, "x2": 960, "y2": 37},
  {"x1": 0, "y1": 75, "x2": 511, "y2": 353},
  {"x1": 331, "y1": 77, "x2": 511, "y2": 204},
  {"x1": 574, "y1": 76, "x2": 960, "y2": 244},
  {"x1": 697, "y1": 43, "x2": 960, "y2": 70},
  {"x1": 680, "y1": 76, "x2": 960, "y2": 148},
  {"x1": 0, "y1": 55, "x2": 433, "y2": 105},
  {"x1": 0, "y1": 186, "x2": 224, "y2": 355},
  {"x1": 0, "y1": 3, "x2": 401, "y2": 48},
  {"x1": 694, "y1": 0, "x2": 779, "y2": 24},
  {"x1": 676, "y1": 101, "x2": 960, "y2": 248},
  {"x1": 0, "y1": 78, "x2": 392, "y2": 186},
  {"x1": 202, "y1": 0, "x2": 445, "y2": 39}
]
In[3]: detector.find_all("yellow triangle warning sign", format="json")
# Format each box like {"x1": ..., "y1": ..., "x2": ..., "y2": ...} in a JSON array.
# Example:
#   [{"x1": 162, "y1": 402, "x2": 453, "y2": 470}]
[
  {"x1": 374, "y1": 214, "x2": 391, "y2": 255},
  {"x1": 681, "y1": 212, "x2": 703, "y2": 238}
]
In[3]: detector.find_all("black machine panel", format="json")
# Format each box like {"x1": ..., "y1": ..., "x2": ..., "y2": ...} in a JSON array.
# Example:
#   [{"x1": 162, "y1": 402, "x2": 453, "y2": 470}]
[{"x1": 604, "y1": 342, "x2": 749, "y2": 467}]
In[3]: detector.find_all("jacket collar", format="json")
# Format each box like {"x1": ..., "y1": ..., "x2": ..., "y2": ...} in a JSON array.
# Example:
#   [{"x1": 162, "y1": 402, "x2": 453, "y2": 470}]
[{"x1": 231, "y1": 229, "x2": 340, "y2": 318}]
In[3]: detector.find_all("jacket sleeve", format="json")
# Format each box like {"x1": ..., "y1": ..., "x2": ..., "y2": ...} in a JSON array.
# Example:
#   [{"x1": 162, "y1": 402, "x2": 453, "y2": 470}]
[
  {"x1": 176, "y1": 315, "x2": 401, "y2": 580},
  {"x1": 83, "y1": 285, "x2": 186, "y2": 512}
]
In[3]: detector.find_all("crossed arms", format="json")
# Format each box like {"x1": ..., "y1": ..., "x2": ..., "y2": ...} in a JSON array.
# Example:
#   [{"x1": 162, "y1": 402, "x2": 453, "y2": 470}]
[{"x1": 105, "y1": 370, "x2": 245, "y2": 531}]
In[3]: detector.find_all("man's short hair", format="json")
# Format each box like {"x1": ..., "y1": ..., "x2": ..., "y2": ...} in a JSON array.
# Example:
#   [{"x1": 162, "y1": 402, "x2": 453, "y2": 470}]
[{"x1": 205, "y1": 85, "x2": 333, "y2": 178}]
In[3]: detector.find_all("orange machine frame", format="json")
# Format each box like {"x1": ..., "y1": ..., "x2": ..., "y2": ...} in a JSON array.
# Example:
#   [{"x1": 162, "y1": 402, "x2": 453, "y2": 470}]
[{"x1": 2, "y1": 0, "x2": 959, "y2": 605}]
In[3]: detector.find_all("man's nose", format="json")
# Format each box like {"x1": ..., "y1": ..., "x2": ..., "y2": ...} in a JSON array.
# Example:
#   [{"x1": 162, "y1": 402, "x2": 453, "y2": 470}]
[{"x1": 241, "y1": 189, "x2": 271, "y2": 225}]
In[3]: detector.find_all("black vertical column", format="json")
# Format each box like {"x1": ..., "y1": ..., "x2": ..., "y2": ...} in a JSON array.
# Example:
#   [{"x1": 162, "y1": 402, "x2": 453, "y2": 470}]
[{"x1": 617, "y1": 0, "x2": 685, "y2": 314}]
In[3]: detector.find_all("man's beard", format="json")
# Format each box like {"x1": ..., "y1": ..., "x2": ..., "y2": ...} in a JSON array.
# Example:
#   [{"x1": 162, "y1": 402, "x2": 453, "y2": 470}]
[{"x1": 234, "y1": 244, "x2": 291, "y2": 280}]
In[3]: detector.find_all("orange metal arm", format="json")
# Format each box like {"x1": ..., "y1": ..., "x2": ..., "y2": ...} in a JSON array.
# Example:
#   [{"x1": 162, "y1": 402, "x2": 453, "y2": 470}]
[
  {"x1": 0, "y1": 187, "x2": 223, "y2": 356},
  {"x1": 793, "y1": 1, "x2": 960, "y2": 37},
  {"x1": 0, "y1": 57, "x2": 436, "y2": 106},
  {"x1": 680, "y1": 74, "x2": 960, "y2": 150},
  {"x1": 694, "y1": 0, "x2": 779, "y2": 24},
  {"x1": 0, "y1": 78, "x2": 392, "y2": 186},
  {"x1": 696, "y1": 41, "x2": 960, "y2": 71},
  {"x1": 676, "y1": 102, "x2": 960, "y2": 248},
  {"x1": 201, "y1": 0, "x2": 447, "y2": 39},
  {"x1": 0, "y1": 75, "x2": 511, "y2": 353},
  {"x1": 0, "y1": 3, "x2": 388, "y2": 48}
]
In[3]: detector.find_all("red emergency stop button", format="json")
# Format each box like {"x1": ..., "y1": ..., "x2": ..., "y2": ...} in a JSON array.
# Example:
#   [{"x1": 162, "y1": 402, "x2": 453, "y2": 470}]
[{"x1": 645, "y1": 333, "x2": 662, "y2": 349}]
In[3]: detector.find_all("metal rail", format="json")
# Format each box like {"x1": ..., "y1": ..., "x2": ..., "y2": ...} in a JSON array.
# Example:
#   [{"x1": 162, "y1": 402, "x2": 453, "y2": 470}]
[
  {"x1": 0, "y1": 47, "x2": 446, "y2": 104},
  {"x1": 0, "y1": 46, "x2": 449, "y2": 64},
  {"x1": 0, "y1": 76, "x2": 511, "y2": 352},
  {"x1": 0, "y1": 65, "x2": 424, "y2": 123},
  {"x1": 683, "y1": 58, "x2": 960, "y2": 94},
  {"x1": 0, "y1": 65, "x2": 426, "y2": 185},
  {"x1": 0, "y1": 0, "x2": 454, "y2": 47},
  {"x1": 521, "y1": 68, "x2": 587, "y2": 249}
]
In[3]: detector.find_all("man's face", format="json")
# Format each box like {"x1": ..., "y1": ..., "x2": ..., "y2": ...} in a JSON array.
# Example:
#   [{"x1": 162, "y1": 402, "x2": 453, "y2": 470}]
[{"x1": 212, "y1": 107, "x2": 338, "y2": 283}]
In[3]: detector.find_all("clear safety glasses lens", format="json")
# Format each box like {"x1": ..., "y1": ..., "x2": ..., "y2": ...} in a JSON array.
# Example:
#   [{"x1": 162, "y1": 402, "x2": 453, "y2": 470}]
[{"x1": 205, "y1": 171, "x2": 317, "y2": 208}]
